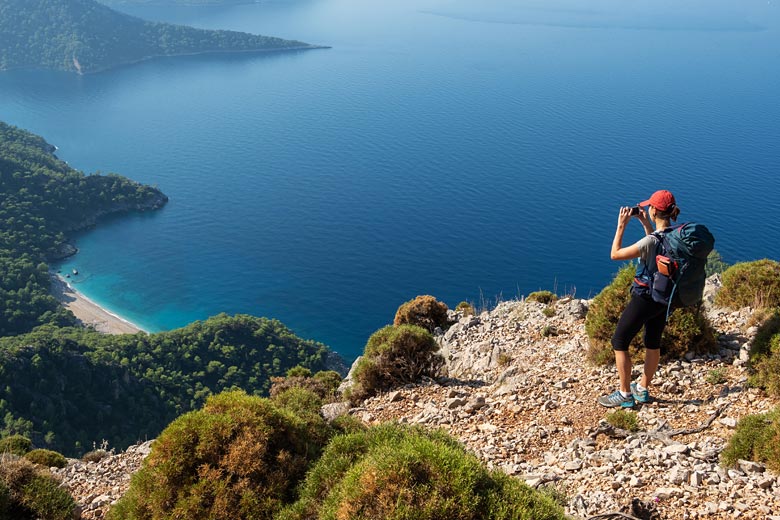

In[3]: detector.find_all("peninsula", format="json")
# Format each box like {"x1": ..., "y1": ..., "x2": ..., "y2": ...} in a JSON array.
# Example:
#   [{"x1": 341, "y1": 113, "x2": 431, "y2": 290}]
[{"x1": 0, "y1": 0, "x2": 324, "y2": 74}]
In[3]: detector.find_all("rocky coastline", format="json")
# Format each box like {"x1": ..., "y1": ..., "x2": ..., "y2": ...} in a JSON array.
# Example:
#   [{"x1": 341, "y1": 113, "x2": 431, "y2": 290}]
[{"x1": 48, "y1": 190, "x2": 168, "y2": 261}]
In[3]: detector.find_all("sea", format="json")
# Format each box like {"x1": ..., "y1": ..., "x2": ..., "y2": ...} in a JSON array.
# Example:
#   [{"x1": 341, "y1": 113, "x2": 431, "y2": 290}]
[{"x1": 1, "y1": 0, "x2": 778, "y2": 362}]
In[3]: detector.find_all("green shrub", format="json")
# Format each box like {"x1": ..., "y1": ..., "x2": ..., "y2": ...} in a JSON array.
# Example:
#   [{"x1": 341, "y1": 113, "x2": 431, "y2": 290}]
[
  {"x1": 277, "y1": 423, "x2": 565, "y2": 520},
  {"x1": 272, "y1": 387, "x2": 323, "y2": 419},
  {"x1": 749, "y1": 310, "x2": 780, "y2": 358},
  {"x1": 329, "y1": 415, "x2": 367, "y2": 436},
  {"x1": 286, "y1": 365, "x2": 313, "y2": 378},
  {"x1": 0, "y1": 479, "x2": 9, "y2": 517},
  {"x1": 585, "y1": 264, "x2": 717, "y2": 365},
  {"x1": 605, "y1": 410, "x2": 639, "y2": 432},
  {"x1": 585, "y1": 265, "x2": 635, "y2": 364},
  {"x1": 393, "y1": 295, "x2": 450, "y2": 333},
  {"x1": 527, "y1": 291, "x2": 558, "y2": 305},
  {"x1": 715, "y1": 259, "x2": 780, "y2": 310},
  {"x1": 747, "y1": 310, "x2": 780, "y2": 396},
  {"x1": 0, "y1": 455, "x2": 76, "y2": 520},
  {"x1": 455, "y1": 301, "x2": 475, "y2": 316},
  {"x1": 706, "y1": 368, "x2": 727, "y2": 385},
  {"x1": 270, "y1": 370, "x2": 342, "y2": 402},
  {"x1": 0, "y1": 436, "x2": 32, "y2": 457},
  {"x1": 23, "y1": 450, "x2": 67, "y2": 469},
  {"x1": 314, "y1": 370, "x2": 343, "y2": 389},
  {"x1": 537, "y1": 482, "x2": 569, "y2": 508},
  {"x1": 705, "y1": 249, "x2": 729, "y2": 277},
  {"x1": 82, "y1": 449, "x2": 110, "y2": 463},
  {"x1": 108, "y1": 390, "x2": 332, "y2": 520},
  {"x1": 661, "y1": 307, "x2": 717, "y2": 359},
  {"x1": 752, "y1": 350, "x2": 780, "y2": 397},
  {"x1": 347, "y1": 325, "x2": 442, "y2": 403},
  {"x1": 721, "y1": 407, "x2": 780, "y2": 472},
  {"x1": 542, "y1": 306, "x2": 556, "y2": 318}
]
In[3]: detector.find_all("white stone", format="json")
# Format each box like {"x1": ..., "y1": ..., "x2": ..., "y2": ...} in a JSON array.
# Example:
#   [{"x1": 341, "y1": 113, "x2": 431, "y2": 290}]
[
  {"x1": 478, "y1": 423, "x2": 498, "y2": 433},
  {"x1": 321, "y1": 401, "x2": 351, "y2": 422},
  {"x1": 446, "y1": 398, "x2": 466, "y2": 409},
  {"x1": 670, "y1": 468, "x2": 690, "y2": 485},
  {"x1": 727, "y1": 469, "x2": 745, "y2": 480},
  {"x1": 663, "y1": 443, "x2": 689, "y2": 455},
  {"x1": 655, "y1": 487, "x2": 682, "y2": 499},
  {"x1": 736, "y1": 459, "x2": 764, "y2": 473}
]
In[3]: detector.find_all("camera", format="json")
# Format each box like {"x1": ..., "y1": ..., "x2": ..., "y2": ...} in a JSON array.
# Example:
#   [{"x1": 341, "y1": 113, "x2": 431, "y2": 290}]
[{"x1": 629, "y1": 206, "x2": 641, "y2": 216}]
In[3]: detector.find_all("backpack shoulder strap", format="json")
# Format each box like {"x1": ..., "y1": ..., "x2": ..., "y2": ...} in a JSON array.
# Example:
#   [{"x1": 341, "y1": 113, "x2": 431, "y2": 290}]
[{"x1": 655, "y1": 224, "x2": 685, "y2": 257}]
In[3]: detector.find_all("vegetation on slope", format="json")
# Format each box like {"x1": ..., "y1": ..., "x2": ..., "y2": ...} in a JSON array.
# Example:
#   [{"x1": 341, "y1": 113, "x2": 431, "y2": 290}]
[
  {"x1": 110, "y1": 390, "x2": 565, "y2": 520},
  {"x1": 584, "y1": 264, "x2": 717, "y2": 365},
  {"x1": 108, "y1": 390, "x2": 334, "y2": 520},
  {"x1": 279, "y1": 422, "x2": 565, "y2": 520},
  {"x1": 0, "y1": 0, "x2": 313, "y2": 73},
  {"x1": 0, "y1": 315, "x2": 334, "y2": 455},
  {"x1": 347, "y1": 324, "x2": 442, "y2": 404},
  {"x1": 0, "y1": 455, "x2": 76, "y2": 520},
  {"x1": 393, "y1": 294, "x2": 450, "y2": 333},
  {"x1": 722, "y1": 406, "x2": 780, "y2": 473},
  {"x1": 715, "y1": 259, "x2": 780, "y2": 310}
]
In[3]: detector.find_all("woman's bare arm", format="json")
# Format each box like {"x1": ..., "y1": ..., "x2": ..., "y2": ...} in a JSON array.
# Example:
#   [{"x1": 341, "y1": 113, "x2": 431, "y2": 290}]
[{"x1": 611, "y1": 207, "x2": 642, "y2": 260}]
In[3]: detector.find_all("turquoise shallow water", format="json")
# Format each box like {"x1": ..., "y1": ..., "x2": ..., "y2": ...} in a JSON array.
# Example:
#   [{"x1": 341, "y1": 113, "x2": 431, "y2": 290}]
[{"x1": 1, "y1": 0, "x2": 779, "y2": 361}]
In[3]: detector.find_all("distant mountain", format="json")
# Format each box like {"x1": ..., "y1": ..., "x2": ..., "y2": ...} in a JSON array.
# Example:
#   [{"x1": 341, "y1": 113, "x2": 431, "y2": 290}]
[{"x1": 0, "y1": 0, "x2": 318, "y2": 73}]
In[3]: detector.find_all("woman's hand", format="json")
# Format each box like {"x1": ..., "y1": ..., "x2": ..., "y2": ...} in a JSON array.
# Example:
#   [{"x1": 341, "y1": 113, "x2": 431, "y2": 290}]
[
  {"x1": 637, "y1": 206, "x2": 654, "y2": 235},
  {"x1": 612, "y1": 207, "x2": 642, "y2": 260},
  {"x1": 617, "y1": 206, "x2": 633, "y2": 228}
]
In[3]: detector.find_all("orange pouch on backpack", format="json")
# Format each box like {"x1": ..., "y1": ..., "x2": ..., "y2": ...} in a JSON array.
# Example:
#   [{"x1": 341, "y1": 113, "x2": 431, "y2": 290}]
[{"x1": 656, "y1": 255, "x2": 676, "y2": 277}]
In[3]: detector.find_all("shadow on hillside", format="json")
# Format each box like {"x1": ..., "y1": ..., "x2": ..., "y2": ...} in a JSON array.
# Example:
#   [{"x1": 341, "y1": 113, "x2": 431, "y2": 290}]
[{"x1": 437, "y1": 377, "x2": 487, "y2": 388}]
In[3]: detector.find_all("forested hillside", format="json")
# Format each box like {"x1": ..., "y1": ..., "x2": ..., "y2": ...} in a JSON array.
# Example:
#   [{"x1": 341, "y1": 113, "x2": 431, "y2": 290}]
[
  {"x1": 0, "y1": 0, "x2": 313, "y2": 73},
  {"x1": 0, "y1": 315, "x2": 334, "y2": 455},
  {"x1": 0, "y1": 121, "x2": 340, "y2": 455}
]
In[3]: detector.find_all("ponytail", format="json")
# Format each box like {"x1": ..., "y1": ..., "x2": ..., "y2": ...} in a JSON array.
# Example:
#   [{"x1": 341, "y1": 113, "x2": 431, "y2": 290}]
[{"x1": 657, "y1": 205, "x2": 680, "y2": 222}]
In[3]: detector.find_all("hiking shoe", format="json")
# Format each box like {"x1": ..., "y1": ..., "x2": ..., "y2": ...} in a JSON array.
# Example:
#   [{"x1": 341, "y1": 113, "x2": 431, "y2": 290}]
[
  {"x1": 597, "y1": 390, "x2": 635, "y2": 408},
  {"x1": 631, "y1": 382, "x2": 650, "y2": 404}
]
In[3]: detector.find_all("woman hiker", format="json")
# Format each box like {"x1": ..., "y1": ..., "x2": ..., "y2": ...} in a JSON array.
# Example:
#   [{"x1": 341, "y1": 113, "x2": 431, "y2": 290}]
[{"x1": 597, "y1": 189, "x2": 681, "y2": 408}]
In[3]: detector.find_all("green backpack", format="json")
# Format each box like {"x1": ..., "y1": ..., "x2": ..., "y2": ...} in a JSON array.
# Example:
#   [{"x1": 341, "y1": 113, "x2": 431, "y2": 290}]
[
  {"x1": 660, "y1": 222, "x2": 715, "y2": 307},
  {"x1": 633, "y1": 222, "x2": 715, "y2": 316}
]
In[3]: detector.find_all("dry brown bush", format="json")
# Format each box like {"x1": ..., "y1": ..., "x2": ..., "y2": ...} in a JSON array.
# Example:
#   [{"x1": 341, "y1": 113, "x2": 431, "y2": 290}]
[{"x1": 393, "y1": 295, "x2": 450, "y2": 332}]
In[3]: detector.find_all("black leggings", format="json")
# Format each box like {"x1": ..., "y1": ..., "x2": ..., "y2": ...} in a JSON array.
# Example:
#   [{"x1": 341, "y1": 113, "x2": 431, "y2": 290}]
[{"x1": 611, "y1": 293, "x2": 668, "y2": 352}]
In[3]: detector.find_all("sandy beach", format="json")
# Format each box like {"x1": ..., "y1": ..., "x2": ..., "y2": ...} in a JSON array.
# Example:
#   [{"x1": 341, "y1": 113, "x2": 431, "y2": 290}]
[{"x1": 51, "y1": 274, "x2": 146, "y2": 335}]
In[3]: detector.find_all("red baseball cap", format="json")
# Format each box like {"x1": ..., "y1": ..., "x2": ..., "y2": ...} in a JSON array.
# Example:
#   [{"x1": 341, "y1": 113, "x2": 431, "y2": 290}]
[{"x1": 640, "y1": 190, "x2": 676, "y2": 211}]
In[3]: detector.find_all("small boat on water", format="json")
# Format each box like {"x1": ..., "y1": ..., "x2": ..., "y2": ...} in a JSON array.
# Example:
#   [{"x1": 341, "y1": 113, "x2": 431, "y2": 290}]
[{"x1": 72, "y1": 269, "x2": 79, "y2": 275}]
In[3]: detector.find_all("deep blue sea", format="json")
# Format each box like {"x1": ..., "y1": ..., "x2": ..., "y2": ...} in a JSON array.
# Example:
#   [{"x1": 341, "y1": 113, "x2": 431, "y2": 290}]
[{"x1": 1, "y1": 0, "x2": 779, "y2": 361}]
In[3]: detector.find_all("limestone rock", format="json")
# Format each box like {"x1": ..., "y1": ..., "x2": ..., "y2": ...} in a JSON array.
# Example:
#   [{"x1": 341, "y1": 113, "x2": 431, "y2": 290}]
[{"x1": 321, "y1": 401, "x2": 351, "y2": 422}]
